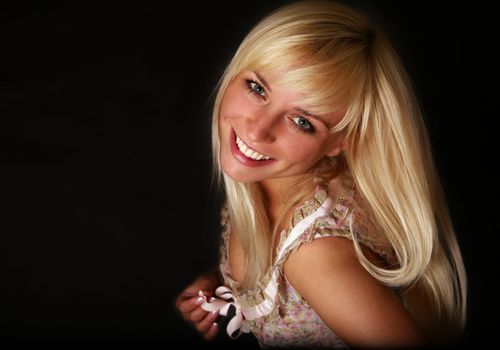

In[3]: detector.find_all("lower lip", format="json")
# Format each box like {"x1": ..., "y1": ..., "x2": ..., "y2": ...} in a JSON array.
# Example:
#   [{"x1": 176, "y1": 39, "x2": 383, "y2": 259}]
[{"x1": 230, "y1": 129, "x2": 276, "y2": 167}]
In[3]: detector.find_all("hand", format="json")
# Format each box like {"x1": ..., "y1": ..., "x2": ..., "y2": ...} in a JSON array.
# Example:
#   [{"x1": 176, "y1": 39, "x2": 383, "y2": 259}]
[{"x1": 175, "y1": 271, "x2": 222, "y2": 341}]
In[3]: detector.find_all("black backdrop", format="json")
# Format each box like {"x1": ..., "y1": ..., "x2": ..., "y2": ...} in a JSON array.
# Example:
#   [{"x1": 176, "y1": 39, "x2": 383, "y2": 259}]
[{"x1": 1, "y1": 1, "x2": 497, "y2": 348}]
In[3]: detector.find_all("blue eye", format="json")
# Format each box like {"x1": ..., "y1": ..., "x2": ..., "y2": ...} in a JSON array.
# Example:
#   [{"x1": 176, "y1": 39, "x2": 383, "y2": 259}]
[
  {"x1": 246, "y1": 79, "x2": 266, "y2": 97},
  {"x1": 292, "y1": 116, "x2": 314, "y2": 133}
]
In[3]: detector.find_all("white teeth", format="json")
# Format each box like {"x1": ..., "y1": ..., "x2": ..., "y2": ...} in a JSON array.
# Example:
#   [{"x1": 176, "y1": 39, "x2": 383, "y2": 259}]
[{"x1": 235, "y1": 135, "x2": 271, "y2": 161}]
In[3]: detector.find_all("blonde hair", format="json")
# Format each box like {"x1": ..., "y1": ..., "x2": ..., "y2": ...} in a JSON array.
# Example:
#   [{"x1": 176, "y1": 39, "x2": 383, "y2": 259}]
[{"x1": 210, "y1": 0, "x2": 466, "y2": 342}]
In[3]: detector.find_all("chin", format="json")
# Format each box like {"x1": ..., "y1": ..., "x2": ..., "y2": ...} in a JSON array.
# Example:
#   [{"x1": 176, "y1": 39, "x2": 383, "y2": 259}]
[
  {"x1": 220, "y1": 158, "x2": 261, "y2": 184},
  {"x1": 221, "y1": 167, "x2": 259, "y2": 184}
]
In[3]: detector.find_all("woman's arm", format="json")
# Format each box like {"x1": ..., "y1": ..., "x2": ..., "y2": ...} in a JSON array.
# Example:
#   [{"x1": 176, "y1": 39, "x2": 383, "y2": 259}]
[{"x1": 283, "y1": 236, "x2": 427, "y2": 348}]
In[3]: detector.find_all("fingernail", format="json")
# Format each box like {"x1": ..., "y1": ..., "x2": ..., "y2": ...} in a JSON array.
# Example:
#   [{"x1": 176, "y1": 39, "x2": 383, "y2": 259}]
[
  {"x1": 195, "y1": 297, "x2": 204, "y2": 305},
  {"x1": 198, "y1": 290, "x2": 205, "y2": 297},
  {"x1": 209, "y1": 297, "x2": 216, "y2": 302},
  {"x1": 212, "y1": 322, "x2": 218, "y2": 328}
]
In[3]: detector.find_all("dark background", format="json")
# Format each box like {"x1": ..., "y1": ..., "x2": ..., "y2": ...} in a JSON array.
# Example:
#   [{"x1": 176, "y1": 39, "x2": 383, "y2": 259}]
[{"x1": 1, "y1": 0, "x2": 497, "y2": 348}]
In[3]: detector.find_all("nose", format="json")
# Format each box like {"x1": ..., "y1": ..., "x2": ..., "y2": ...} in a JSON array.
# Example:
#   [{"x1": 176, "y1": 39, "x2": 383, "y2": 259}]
[{"x1": 245, "y1": 109, "x2": 277, "y2": 143}]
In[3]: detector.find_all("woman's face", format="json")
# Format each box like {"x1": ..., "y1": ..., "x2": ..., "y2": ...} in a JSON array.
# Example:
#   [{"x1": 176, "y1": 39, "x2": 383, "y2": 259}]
[{"x1": 218, "y1": 69, "x2": 345, "y2": 184}]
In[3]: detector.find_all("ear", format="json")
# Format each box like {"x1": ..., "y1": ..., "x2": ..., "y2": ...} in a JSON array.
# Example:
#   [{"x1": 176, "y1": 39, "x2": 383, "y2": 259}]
[{"x1": 326, "y1": 142, "x2": 347, "y2": 157}]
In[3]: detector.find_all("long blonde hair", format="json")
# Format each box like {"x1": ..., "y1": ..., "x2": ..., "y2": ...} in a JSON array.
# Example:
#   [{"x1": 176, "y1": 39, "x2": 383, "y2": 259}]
[{"x1": 211, "y1": 0, "x2": 466, "y2": 342}]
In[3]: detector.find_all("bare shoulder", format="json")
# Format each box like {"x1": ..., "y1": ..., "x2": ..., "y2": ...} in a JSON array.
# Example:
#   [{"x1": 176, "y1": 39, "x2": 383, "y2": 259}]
[{"x1": 283, "y1": 236, "x2": 427, "y2": 348}]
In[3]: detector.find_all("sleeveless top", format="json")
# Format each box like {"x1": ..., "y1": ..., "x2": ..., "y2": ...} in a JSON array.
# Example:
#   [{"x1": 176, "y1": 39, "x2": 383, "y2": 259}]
[{"x1": 200, "y1": 172, "x2": 399, "y2": 348}]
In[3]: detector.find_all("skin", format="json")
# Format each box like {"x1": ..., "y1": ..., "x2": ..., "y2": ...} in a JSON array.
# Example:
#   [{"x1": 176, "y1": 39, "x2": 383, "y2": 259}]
[
  {"x1": 176, "y1": 69, "x2": 427, "y2": 346},
  {"x1": 175, "y1": 271, "x2": 221, "y2": 340},
  {"x1": 284, "y1": 238, "x2": 427, "y2": 347},
  {"x1": 218, "y1": 69, "x2": 345, "y2": 212}
]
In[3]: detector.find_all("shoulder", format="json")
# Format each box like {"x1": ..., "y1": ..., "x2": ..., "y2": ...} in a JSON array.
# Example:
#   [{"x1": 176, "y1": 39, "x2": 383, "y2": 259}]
[
  {"x1": 301, "y1": 234, "x2": 382, "y2": 264},
  {"x1": 283, "y1": 236, "x2": 426, "y2": 347},
  {"x1": 283, "y1": 236, "x2": 384, "y2": 287}
]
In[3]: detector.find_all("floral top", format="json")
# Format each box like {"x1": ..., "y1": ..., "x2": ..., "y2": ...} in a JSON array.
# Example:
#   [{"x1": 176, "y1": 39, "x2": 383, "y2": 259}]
[{"x1": 213, "y1": 173, "x2": 398, "y2": 349}]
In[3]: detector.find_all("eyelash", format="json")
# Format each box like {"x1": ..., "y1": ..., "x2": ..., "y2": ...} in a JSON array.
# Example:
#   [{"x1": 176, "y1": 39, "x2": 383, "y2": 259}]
[
  {"x1": 245, "y1": 79, "x2": 265, "y2": 98},
  {"x1": 244, "y1": 78, "x2": 315, "y2": 134},
  {"x1": 291, "y1": 117, "x2": 315, "y2": 134}
]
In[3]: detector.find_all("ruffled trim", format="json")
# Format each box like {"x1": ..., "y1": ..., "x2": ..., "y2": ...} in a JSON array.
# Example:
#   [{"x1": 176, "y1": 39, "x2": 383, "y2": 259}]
[
  {"x1": 218, "y1": 184, "x2": 332, "y2": 307},
  {"x1": 219, "y1": 171, "x2": 397, "y2": 323},
  {"x1": 273, "y1": 172, "x2": 355, "y2": 263}
]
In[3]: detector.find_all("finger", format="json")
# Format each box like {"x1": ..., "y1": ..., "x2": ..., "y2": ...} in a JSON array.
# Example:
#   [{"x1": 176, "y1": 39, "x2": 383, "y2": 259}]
[
  {"x1": 179, "y1": 290, "x2": 198, "y2": 299},
  {"x1": 175, "y1": 289, "x2": 200, "y2": 307},
  {"x1": 178, "y1": 296, "x2": 205, "y2": 318},
  {"x1": 190, "y1": 306, "x2": 209, "y2": 323},
  {"x1": 196, "y1": 310, "x2": 219, "y2": 334},
  {"x1": 204, "y1": 322, "x2": 219, "y2": 341},
  {"x1": 176, "y1": 289, "x2": 212, "y2": 309}
]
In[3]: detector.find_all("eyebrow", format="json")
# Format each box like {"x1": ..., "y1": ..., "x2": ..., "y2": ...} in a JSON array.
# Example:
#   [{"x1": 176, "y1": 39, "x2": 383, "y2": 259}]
[
  {"x1": 253, "y1": 71, "x2": 272, "y2": 93},
  {"x1": 294, "y1": 107, "x2": 331, "y2": 128}
]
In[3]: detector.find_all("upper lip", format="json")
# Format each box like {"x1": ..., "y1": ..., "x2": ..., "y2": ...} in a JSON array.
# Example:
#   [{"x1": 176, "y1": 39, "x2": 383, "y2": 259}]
[{"x1": 234, "y1": 131, "x2": 271, "y2": 158}]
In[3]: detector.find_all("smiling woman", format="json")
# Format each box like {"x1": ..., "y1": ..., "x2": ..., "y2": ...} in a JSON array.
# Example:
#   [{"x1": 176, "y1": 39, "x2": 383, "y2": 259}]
[
  {"x1": 218, "y1": 70, "x2": 346, "y2": 183},
  {"x1": 175, "y1": 1, "x2": 467, "y2": 348}
]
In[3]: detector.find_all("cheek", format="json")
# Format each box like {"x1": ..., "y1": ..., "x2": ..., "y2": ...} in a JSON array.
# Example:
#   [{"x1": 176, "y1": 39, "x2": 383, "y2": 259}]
[
  {"x1": 281, "y1": 138, "x2": 326, "y2": 164},
  {"x1": 220, "y1": 87, "x2": 237, "y2": 119},
  {"x1": 220, "y1": 86, "x2": 248, "y2": 120}
]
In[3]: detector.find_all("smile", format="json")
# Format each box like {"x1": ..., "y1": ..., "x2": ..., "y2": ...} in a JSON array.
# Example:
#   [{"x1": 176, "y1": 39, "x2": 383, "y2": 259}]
[
  {"x1": 230, "y1": 129, "x2": 275, "y2": 167},
  {"x1": 235, "y1": 136, "x2": 271, "y2": 160}
]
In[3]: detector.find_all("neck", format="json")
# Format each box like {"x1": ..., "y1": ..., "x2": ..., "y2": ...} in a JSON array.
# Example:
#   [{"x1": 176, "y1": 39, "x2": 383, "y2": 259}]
[
  {"x1": 259, "y1": 175, "x2": 310, "y2": 226},
  {"x1": 260, "y1": 178, "x2": 290, "y2": 211}
]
